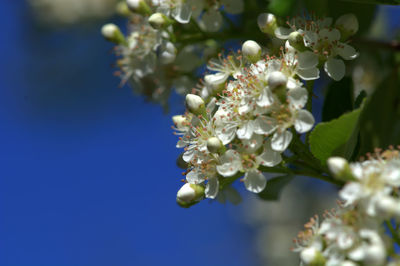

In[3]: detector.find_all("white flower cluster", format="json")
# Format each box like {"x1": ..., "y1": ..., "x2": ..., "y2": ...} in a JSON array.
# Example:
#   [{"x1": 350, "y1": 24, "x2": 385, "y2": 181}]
[
  {"x1": 175, "y1": 40, "x2": 317, "y2": 206},
  {"x1": 294, "y1": 209, "x2": 387, "y2": 266},
  {"x1": 272, "y1": 13, "x2": 359, "y2": 81},
  {"x1": 294, "y1": 148, "x2": 400, "y2": 266}
]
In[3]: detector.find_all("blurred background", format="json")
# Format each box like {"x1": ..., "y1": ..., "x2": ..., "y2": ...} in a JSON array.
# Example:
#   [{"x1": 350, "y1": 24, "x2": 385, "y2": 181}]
[{"x1": 0, "y1": 1, "x2": 399, "y2": 266}]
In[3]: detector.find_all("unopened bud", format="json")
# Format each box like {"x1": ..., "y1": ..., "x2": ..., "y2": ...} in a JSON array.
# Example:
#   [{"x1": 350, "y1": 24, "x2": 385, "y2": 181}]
[
  {"x1": 101, "y1": 24, "x2": 126, "y2": 45},
  {"x1": 186, "y1": 94, "x2": 205, "y2": 115},
  {"x1": 327, "y1": 157, "x2": 355, "y2": 181},
  {"x1": 335, "y1": 13, "x2": 358, "y2": 40},
  {"x1": 148, "y1": 13, "x2": 172, "y2": 29},
  {"x1": 176, "y1": 183, "x2": 205, "y2": 208},
  {"x1": 257, "y1": 13, "x2": 277, "y2": 35},
  {"x1": 288, "y1": 31, "x2": 306, "y2": 51},
  {"x1": 376, "y1": 195, "x2": 400, "y2": 219},
  {"x1": 207, "y1": 137, "x2": 224, "y2": 153},
  {"x1": 116, "y1": 1, "x2": 131, "y2": 17},
  {"x1": 268, "y1": 71, "x2": 287, "y2": 89},
  {"x1": 242, "y1": 40, "x2": 262, "y2": 63},
  {"x1": 126, "y1": 0, "x2": 152, "y2": 15},
  {"x1": 300, "y1": 247, "x2": 325, "y2": 266}
]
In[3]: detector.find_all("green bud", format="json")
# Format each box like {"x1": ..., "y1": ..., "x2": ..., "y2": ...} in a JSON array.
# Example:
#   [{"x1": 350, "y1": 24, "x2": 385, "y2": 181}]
[
  {"x1": 288, "y1": 31, "x2": 306, "y2": 51},
  {"x1": 327, "y1": 157, "x2": 356, "y2": 181},
  {"x1": 257, "y1": 13, "x2": 277, "y2": 35},
  {"x1": 176, "y1": 183, "x2": 205, "y2": 208},
  {"x1": 101, "y1": 23, "x2": 126, "y2": 45},
  {"x1": 185, "y1": 94, "x2": 206, "y2": 116},
  {"x1": 206, "y1": 137, "x2": 225, "y2": 154},
  {"x1": 148, "y1": 13, "x2": 174, "y2": 30},
  {"x1": 126, "y1": 0, "x2": 152, "y2": 15},
  {"x1": 242, "y1": 40, "x2": 262, "y2": 63},
  {"x1": 115, "y1": 1, "x2": 132, "y2": 17}
]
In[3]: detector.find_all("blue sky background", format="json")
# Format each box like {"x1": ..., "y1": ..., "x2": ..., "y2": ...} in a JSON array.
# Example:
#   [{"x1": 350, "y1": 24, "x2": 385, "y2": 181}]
[
  {"x1": 0, "y1": 2, "x2": 255, "y2": 266},
  {"x1": 1, "y1": 1, "x2": 399, "y2": 266}
]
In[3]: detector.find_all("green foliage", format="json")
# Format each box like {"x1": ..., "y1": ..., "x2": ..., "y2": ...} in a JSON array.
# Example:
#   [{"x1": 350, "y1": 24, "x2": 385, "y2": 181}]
[
  {"x1": 268, "y1": 0, "x2": 297, "y2": 17},
  {"x1": 258, "y1": 174, "x2": 293, "y2": 200},
  {"x1": 322, "y1": 77, "x2": 354, "y2": 121},
  {"x1": 310, "y1": 108, "x2": 362, "y2": 165},
  {"x1": 357, "y1": 73, "x2": 400, "y2": 155}
]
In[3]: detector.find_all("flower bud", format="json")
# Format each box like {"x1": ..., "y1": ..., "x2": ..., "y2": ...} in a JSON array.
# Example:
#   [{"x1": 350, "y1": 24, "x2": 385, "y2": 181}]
[
  {"x1": 101, "y1": 24, "x2": 126, "y2": 45},
  {"x1": 268, "y1": 71, "x2": 287, "y2": 89},
  {"x1": 335, "y1": 13, "x2": 358, "y2": 40},
  {"x1": 288, "y1": 31, "x2": 306, "y2": 51},
  {"x1": 327, "y1": 157, "x2": 356, "y2": 181},
  {"x1": 242, "y1": 40, "x2": 262, "y2": 63},
  {"x1": 207, "y1": 137, "x2": 224, "y2": 153},
  {"x1": 176, "y1": 183, "x2": 205, "y2": 208},
  {"x1": 185, "y1": 94, "x2": 205, "y2": 115},
  {"x1": 148, "y1": 13, "x2": 172, "y2": 29},
  {"x1": 300, "y1": 247, "x2": 325, "y2": 266},
  {"x1": 116, "y1": 1, "x2": 131, "y2": 17},
  {"x1": 257, "y1": 13, "x2": 277, "y2": 35},
  {"x1": 376, "y1": 195, "x2": 400, "y2": 218},
  {"x1": 126, "y1": 0, "x2": 151, "y2": 15}
]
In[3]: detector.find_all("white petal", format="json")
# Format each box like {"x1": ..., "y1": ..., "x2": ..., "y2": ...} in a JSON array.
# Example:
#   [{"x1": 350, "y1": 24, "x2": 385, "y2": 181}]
[
  {"x1": 319, "y1": 28, "x2": 341, "y2": 41},
  {"x1": 297, "y1": 67, "x2": 320, "y2": 80},
  {"x1": 216, "y1": 125, "x2": 237, "y2": 145},
  {"x1": 271, "y1": 130, "x2": 293, "y2": 152},
  {"x1": 216, "y1": 150, "x2": 242, "y2": 177},
  {"x1": 237, "y1": 120, "x2": 255, "y2": 140},
  {"x1": 241, "y1": 134, "x2": 264, "y2": 153},
  {"x1": 186, "y1": 169, "x2": 204, "y2": 184},
  {"x1": 337, "y1": 43, "x2": 358, "y2": 60},
  {"x1": 182, "y1": 145, "x2": 196, "y2": 162},
  {"x1": 202, "y1": 9, "x2": 223, "y2": 32},
  {"x1": 294, "y1": 110, "x2": 315, "y2": 133},
  {"x1": 324, "y1": 58, "x2": 345, "y2": 81},
  {"x1": 244, "y1": 170, "x2": 266, "y2": 193},
  {"x1": 288, "y1": 86, "x2": 308, "y2": 109},
  {"x1": 339, "y1": 182, "x2": 362, "y2": 206},
  {"x1": 274, "y1": 27, "x2": 293, "y2": 39},
  {"x1": 171, "y1": 3, "x2": 192, "y2": 24},
  {"x1": 298, "y1": 51, "x2": 319, "y2": 69},
  {"x1": 256, "y1": 87, "x2": 275, "y2": 107},
  {"x1": 205, "y1": 178, "x2": 219, "y2": 199},
  {"x1": 303, "y1": 31, "x2": 318, "y2": 47},
  {"x1": 253, "y1": 116, "x2": 277, "y2": 135},
  {"x1": 257, "y1": 143, "x2": 282, "y2": 167},
  {"x1": 204, "y1": 72, "x2": 229, "y2": 86}
]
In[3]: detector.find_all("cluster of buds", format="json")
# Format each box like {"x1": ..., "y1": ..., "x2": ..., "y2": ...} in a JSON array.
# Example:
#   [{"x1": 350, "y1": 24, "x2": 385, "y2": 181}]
[
  {"x1": 175, "y1": 39, "x2": 318, "y2": 205},
  {"x1": 263, "y1": 13, "x2": 359, "y2": 81},
  {"x1": 294, "y1": 147, "x2": 400, "y2": 266}
]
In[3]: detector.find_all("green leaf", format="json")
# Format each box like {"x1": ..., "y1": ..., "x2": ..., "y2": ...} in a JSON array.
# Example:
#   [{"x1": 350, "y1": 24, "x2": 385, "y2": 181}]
[
  {"x1": 310, "y1": 108, "x2": 362, "y2": 165},
  {"x1": 322, "y1": 77, "x2": 354, "y2": 122},
  {"x1": 268, "y1": 0, "x2": 297, "y2": 17},
  {"x1": 358, "y1": 73, "x2": 400, "y2": 155},
  {"x1": 354, "y1": 90, "x2": 367, "y2": 109},
  {"x1": 258, "y1": 174, "x2": 293, "y2": 201}
]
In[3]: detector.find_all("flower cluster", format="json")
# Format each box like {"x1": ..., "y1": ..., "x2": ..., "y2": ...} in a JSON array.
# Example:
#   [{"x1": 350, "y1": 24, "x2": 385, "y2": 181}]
[
  {"x1": 294, "y1": 147, "x2": 400, "y2": 266},
  {"x1": 273, "y1": 13, "x2": 359, "y2": 81},
  {"x1": 175, "y1": 40, "x2": 318, "y2": 206}
]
